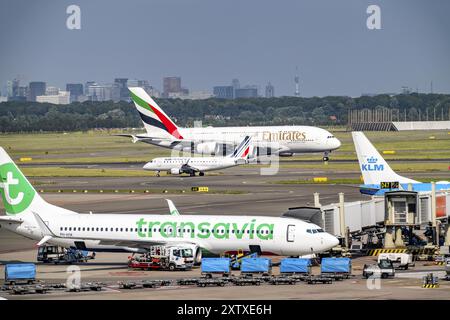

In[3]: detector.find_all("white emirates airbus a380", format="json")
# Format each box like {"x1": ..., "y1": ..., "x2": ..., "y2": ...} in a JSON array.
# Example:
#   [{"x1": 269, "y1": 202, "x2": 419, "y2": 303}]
[
  {"x1": 0, "y1": 148, "x2": 338, "y2": 262},
  {"x1": 120, "y1": 87, "x2": 341, "y2": 161}
]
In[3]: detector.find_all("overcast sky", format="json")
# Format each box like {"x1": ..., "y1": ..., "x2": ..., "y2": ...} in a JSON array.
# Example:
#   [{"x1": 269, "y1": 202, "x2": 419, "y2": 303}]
[{"x1": 1, "y1": 0, "x2": 449, "y2": 97}]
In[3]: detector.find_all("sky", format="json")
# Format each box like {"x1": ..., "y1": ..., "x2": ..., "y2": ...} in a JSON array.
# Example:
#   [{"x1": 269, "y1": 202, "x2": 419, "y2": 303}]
[{"x1": 1, "y1": 0, "x2": 450, "y2": 97}]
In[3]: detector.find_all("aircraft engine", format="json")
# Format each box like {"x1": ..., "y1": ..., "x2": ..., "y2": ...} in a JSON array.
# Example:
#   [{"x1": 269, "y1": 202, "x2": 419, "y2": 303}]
[
  {"x1": 170, "y1": 168, "x2": 182, "y2": 175},
  {"x1": 279, "y1": 152, "x2": 294, "y2": 157}
]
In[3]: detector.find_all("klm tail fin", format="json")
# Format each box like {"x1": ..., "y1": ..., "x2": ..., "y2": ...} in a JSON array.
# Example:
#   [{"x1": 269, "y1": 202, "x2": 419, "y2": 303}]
[
  {"x1": 351, "y1": 132, "x2": 419, "y2": 185},
  {"x1": 229, "y1": 136, "x2": 252, "y2": 159},
  {"x1": 128, "y1": 87, "x2": 184, "y2": 140},
  {"x1": 0, "y1": 147, "x2": 75, "y2": 217}
]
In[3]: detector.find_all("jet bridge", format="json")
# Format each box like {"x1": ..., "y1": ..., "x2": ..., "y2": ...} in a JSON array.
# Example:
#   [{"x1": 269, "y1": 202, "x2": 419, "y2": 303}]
[{"x1": 312, "y1": 190, "x2": 450, "y2": 249}]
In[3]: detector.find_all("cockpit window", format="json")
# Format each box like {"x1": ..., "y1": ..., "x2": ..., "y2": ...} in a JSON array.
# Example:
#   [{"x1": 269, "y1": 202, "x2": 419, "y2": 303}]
[
  {"x1": 312, "y1": 229, "x2": 318, "y2": 234},
  {"x1": 317, "y1": 229, "x2": 325, "y2": 233}
]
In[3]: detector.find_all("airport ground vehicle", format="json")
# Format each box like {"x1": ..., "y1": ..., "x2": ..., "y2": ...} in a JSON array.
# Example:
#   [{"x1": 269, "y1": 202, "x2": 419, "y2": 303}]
[
  {"x1": 321, "y1": 257, "x2": 352, "y2": 279},
  {"x1": 378, "y1": 253, "x2": 413, "y2": 270},
  {"x1": 280, "y1": 258, "x2": 312, "y2": 275},
  {"x1": 201, "y1": 258, "x2": 231, "y2": 278},
  {"x1": 4, "y1": 264, "x2": 36, "y2": 285},
  {"x1": 363, "y1": 259, "x2": 395, "y2": 279},
  {"x1": 128, "y1": 245, "x2": 194, "y2": 271},
  {"x1": 445, "y1": 258, "x2": 450, "y2": 280},
  {"x1": 37, "y1": 246, "x2": 95, "y2": 264}
]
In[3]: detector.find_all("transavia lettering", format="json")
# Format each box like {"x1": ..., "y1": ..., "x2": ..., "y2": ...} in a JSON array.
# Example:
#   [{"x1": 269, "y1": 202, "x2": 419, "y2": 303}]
[
  {"x1": 135, "y1": 218, "x2": 274, "y2": 240},
  {"x1": 362, "y1": 164, "x2": 384, "y2": 171},
  {"x1": 262, "y1": 131, "x2": 306, "y2": 142}
]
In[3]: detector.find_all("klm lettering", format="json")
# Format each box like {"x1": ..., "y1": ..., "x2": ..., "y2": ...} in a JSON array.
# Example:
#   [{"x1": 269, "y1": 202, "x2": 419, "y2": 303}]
[{"x1": 362, "y1": 164, "x2": 384, "y2": 171}]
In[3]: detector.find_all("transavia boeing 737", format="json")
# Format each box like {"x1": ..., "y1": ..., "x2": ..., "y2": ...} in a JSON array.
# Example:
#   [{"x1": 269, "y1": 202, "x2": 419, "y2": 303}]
[
  {"x1": 143, "y1": 136, "x2": 252, "y2": 177},
  {"x1": 0, "y1": 148, "x2": 339, "y2": 262},
  {"x1": 118, "y1": 87, "x2": 341, "y2": 161},
  {"x1": 352, "y1": 132, "x2": 450, "y2": 195}
]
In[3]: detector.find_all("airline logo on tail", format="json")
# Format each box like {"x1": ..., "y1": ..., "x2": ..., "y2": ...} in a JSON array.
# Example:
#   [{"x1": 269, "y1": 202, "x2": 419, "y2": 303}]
[
  {"x1": 0, "y1": 163, "x2": 35, "y2": 215},
  {"x1": 230, "y1": 136, "x2": 252, "y2": 159},
  {"x1": 361, "y1": 156, "x2": 384, "y2": 172},
  {"x1": 129, "y1": 88, "x2": 184, "y2": 140}
]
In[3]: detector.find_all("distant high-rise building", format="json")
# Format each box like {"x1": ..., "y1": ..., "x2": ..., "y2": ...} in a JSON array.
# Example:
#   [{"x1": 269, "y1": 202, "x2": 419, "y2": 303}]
[
  {"x1": 213, "y1": 86, "x2": 234, "y2": 99},
  {"x1": 232, "y1": 79, "x2": 240, "y2": 90},
  {"x1": 234, "y1": 87, "x2": 258, "y2": 99},
  {"x1": 28, "y1": 81, "x2": 46, "y2": 102},
  {"x1": 294, "y1": 67, "x2": 300, "y2": 97},
  {"x1": 46, "y1": 86, "x2": 59, "y2": 96},
  {"x1": 265, "y1": 82, "x2": 274, "y2": 98},
  {"x1": 66, "y1": 83, "x2": 84, "y2": 102},
  {"x1": 163, "y1": 77, "x2": 182, "y2": 97},
  {"x1": 36, "y1": 91, "x2": 70, "y2": 105},
  {"x1": 114, "y1": 78, "x2": 130, "y2": 101},
  {"x1": 6, "y1": 79, "x2": 20, "y2": 98},
  {"x1": 87, "y1": 84, "x2": 115, "y2": 102},
  {"x1": 85, "y1": 81, "x2": 97, "y2": 95},
  {"x1": 17, "y1": 86, "x2": 28, "y2": 99}
]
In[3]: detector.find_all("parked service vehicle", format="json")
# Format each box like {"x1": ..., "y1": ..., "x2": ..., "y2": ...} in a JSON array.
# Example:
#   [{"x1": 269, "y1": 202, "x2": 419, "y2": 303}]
[
  {"x1": 445, "y1": 258, "x2": 450, "y2": 280},
  {"x1": 37, "y1": 246, "x2": 95, "y2": 264},
  {"x1": 4, "y1": 264, "x2": 36, "y2": 285},
  {"x1": 128, "y1": 245, "x2": 194, "y2": 271},
  {"x1": 321, "y1": 257, "x2": 352, "y2": 279},
  {"x1": 363, "y1": 259, "x2": 395, "y2": 279},
  {"x1": 377, "y1": 253, "x2": 413, "y2": 270}
]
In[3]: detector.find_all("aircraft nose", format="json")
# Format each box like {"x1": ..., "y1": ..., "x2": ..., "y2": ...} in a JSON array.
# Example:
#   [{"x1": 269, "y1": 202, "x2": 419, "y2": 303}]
[
  {"x1": 324, "y1": 233, "x2": 339, "y2": 250},
  {"x1": 328, "y1": 136, "x2": 341, "y2": 150},
  {"x1": 143, "y1": 162, "x2": 151, "y2": 170}
]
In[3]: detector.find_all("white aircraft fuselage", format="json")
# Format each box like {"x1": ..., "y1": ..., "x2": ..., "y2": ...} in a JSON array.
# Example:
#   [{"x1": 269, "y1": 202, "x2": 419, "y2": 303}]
[
  {"x1": 2, "y1": 212, "x2": 338, "y2": 256},
  {"x1": 144, "y1": 125, "x2": 341, "y2": 156}
]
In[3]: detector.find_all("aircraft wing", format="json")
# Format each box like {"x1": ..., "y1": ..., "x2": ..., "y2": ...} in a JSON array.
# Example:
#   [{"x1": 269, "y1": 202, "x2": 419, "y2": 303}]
[
  {"x1": 98, "y1": 239, "x2": 197, "y2": 249},
  {"x1": 0, "y1": 216, "x2": 24, "y2": 224},
  {"x1": 113, "y1": 133, "x2": 179, "y2": 144}
]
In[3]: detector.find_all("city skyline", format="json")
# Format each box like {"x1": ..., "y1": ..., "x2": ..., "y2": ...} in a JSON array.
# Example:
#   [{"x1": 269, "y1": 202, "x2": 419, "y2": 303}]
[{"x1": 1, "y1": 1, "x2": 450, "y2": 97}]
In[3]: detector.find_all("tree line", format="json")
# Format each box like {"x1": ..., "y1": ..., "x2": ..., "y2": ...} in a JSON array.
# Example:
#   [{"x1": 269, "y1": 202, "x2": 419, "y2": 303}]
[{"x1": 0, "y1": 93, "x2": 449, "y2": 132}]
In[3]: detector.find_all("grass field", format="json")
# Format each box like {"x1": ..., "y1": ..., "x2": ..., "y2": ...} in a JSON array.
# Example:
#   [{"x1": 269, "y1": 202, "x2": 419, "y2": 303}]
[{"x1": 0, "y1": 129, "x2": 449, "y2": 177}]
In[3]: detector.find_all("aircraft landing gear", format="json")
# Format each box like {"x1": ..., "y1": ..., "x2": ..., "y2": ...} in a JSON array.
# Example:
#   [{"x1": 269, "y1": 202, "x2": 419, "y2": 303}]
[
  {"x1": 199, "y1": 172, "x2": 205, "y2": 176},
  {"x1": 323, "y1": 151, "x2": 330, "y2": 162},
  {"x1": 156, "y1": 171, "x2": 160, "y2": 177},
  {"x1": 189, "y1": 172, "x2": 196, "y2": 177}
]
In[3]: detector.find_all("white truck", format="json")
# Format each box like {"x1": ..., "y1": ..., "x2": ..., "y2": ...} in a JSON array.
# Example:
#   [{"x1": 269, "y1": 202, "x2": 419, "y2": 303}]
[
  {"x1": 377, "y1": 253, "x2": 413, "y2": 270},
  {"x1": 363, "y1": 259, "x2": 395, "y2": 279},
  {"x1": 128, "y1": 245, "x2": 194, "y2": 271}
]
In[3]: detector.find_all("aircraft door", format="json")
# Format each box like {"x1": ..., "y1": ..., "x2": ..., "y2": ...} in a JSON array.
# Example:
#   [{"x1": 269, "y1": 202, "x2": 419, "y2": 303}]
[{"x1": 286, "y1": 225, "x2": 295, "y2": 242}]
